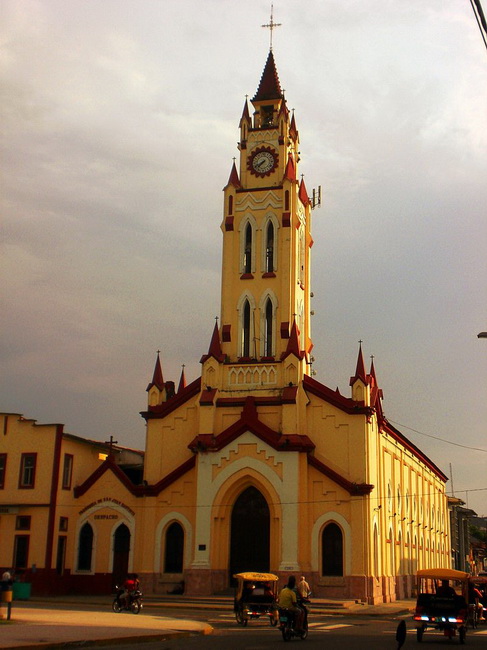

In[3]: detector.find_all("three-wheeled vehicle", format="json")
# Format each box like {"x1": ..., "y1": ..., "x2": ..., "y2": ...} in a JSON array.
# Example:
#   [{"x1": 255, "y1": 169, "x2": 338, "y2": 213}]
[
  {"x1": 233, "y1": 572, "x2": 279, "y2": 626},
  {"x1": 413, "y1": 568, "x2": 469, "y2": 643}
]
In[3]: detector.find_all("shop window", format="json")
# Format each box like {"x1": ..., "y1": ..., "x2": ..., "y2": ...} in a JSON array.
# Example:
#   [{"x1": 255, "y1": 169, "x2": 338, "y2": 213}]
[
  {"x1": 321, "y1": 522, "x2": 343, "y2": 576},
  {"x1": 164, "y1": 522, "x2": 184, "y2": 573},
  {"x1": 77, "y1": 522, "x2": 93, "y2": 571},
  {"x1": 19, "y1": 453, "x2": 36, "y2": 488},
  {"x1": 62, "y1": 454, "x2": 73, "y2": 489}
]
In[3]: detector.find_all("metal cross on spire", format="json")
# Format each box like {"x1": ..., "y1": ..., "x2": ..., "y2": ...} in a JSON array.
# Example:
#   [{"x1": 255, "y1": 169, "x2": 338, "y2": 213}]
[{"x1": 262, "y1": 4, "x2": 281, "y2": 50}]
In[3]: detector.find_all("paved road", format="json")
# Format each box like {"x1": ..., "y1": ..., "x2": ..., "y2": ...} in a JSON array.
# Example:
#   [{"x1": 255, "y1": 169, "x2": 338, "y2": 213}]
[
  {"x1": 3, "y1": 600, "x2": 487, "y2": 649},
  {"x1": 85, "y1": 611, "x2": 487, "y2": 650}
]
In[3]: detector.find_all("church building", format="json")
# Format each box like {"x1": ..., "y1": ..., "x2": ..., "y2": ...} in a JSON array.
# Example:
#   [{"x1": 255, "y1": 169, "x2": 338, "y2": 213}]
[{"x1": 0, "y1": 49, "x2": 451, "y2": 604}]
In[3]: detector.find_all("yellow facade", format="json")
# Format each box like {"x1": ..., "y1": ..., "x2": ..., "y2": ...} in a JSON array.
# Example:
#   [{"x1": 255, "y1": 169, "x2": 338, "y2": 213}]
[{"x1": 0, "y1": 50, "x2": 450, "y2": 603}]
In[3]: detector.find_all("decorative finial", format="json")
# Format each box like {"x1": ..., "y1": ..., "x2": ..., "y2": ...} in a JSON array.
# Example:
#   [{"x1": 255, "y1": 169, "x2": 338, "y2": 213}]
[
  {"x1": 262, "y1": 4, "x2": 281, "y2": 50},
  {"x1": 358, "y1": 339, "x2": 363, "y2": 346},
  {"x1": 156, "y1": 349, "x2": 161, "y2": 355}
]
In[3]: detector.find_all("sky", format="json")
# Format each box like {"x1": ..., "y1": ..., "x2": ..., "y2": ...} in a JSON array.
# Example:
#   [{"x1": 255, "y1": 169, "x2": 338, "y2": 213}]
[{"x1": 1, "y1": 0, "x2": 486, "y2": 516}]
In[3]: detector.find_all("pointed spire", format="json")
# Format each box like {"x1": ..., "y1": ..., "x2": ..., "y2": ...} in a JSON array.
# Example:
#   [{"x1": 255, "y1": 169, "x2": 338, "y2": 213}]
[
  {"x1": 147, "y1": 350, "x2": 164, "y2": 391},
  {"x1": 177, "y1": 365, "x2": 187, "y2": 393},
  {"x1": 226, "y1": 160, "x2": 241, "y2": 188},
  {"x1": 252, "y1": 50, "x2": 283, "y2": 102},
  {"x1": 200, "y1": 321, "x2": 225, "y2": 363},
  {"x1": 289, "y1": 112, "x2": 298, "y2": 140},
  {"x1": 278, "y1": 97, "x2": 289, "y2": 120},
  {"x1": 298, "y1": 177, "x2": 310, "y2": 206},
  {"x1": 283, "y1": 154, "x2": 296, "y2": 181},
  {"x1": 239, "y1": 98, "x2": 251, "y2": 126},
  {"x1": 349, "y1": 341, "x2": 367, "y2": 386},
  {"x1": 280, "y1": 319, "x2": 304, "y2": 360},
  {"x1": 369, "y1": 356, "x2": 377, "y2": 386}
]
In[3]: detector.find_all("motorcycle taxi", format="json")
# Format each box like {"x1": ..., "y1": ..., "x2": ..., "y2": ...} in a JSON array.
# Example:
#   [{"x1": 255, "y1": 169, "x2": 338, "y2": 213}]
[
  {"x1": 233, "y1": 572, "x2": 279, "y2": 626},
  {"x1": 412, "y1": 568, "x2": 469, "y2": 643}
]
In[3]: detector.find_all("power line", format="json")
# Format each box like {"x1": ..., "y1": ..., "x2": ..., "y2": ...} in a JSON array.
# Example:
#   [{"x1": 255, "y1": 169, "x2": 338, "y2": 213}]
[
  {"x1": 388, "y1": 419, "x2": 487, "y2": 453},
  {"x1": 469, "y1": 0, "x2": 487, "y2": 52}
]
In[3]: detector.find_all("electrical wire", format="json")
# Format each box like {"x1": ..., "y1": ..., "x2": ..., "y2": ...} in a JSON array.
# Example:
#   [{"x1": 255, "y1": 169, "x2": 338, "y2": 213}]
[
  {"x1": 388, "y1": 419, "x2": 487, "y2": 453},
  {"x1": 469, "y1": 0, "x2": 487, "y2": 51}
]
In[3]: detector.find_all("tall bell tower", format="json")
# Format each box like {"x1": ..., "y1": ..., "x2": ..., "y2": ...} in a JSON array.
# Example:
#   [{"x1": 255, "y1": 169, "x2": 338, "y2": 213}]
[{"x1": 215, "y1": 49, "x2": 314, "y2": 393}]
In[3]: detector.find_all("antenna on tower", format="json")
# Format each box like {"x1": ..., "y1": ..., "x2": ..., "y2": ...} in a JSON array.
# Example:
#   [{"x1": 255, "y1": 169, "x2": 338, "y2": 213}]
[
  {"x1": 262, "y1": 4, "x2": 282, "y2": 50},
  {"x1": 311, "y1": 186, "x2": 322, "y2": 210}
]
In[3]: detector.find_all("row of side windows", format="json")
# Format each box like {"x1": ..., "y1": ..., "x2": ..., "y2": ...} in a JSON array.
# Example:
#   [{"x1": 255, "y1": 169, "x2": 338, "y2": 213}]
[
  {"x1": 0, "y1": 453, "x2": 73, "y2": 490},
  {"x1": 76, "y1": 521, "x2": 184, "y2": 574}
]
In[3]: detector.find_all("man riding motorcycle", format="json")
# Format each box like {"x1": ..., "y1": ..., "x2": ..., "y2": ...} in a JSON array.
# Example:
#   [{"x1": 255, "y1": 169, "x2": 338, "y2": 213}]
[{"x1": 278, "y1": 575, "x2": 305, "y2": 633}]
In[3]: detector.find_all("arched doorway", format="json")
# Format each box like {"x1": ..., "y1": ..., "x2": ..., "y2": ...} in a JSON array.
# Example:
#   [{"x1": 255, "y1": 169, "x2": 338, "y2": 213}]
[
  {"x1": 321, "y1": 522, "x2": 343, "y2": 576},
  {"x1": 112, "y1": 524, "x2": 130, "y2": 589},
  {"x1": 229, "y1": 486, "x2": 270, "y2": 581},
  {"x1": 164, "y1": 521, "x2": 184, "y2": 573}
]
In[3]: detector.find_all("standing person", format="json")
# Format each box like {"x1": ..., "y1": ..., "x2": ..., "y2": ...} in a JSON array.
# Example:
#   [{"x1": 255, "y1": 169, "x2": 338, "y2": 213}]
[
  {"x1": 297, "y1": 575, "x2": 310, "y2": 598},
  {"x1": 278, "y1": 576, "x2": 304, "y2": 632}
]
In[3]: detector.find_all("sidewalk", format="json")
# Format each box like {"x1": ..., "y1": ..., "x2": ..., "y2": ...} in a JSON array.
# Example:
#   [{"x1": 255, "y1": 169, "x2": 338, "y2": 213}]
[
  {"x1": 0, "y1": 595, "x2": 415, "y2": 649},
  {"x1": 0, "y1": 601, "x2": 212, "y2": 650}
]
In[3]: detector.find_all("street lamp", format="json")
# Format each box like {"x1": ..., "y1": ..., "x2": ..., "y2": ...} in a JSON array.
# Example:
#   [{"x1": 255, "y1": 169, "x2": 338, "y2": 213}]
[{"x1": 478, "y1": 332, "x2": 487, "y2": 338}]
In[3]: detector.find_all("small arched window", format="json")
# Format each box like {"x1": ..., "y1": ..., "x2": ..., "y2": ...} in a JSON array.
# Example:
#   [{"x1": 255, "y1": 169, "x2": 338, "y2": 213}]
[
  {"x1": 285, "y1": 190, "x2": 290, "y2": 211},
  {"x1": 265, "y1": 221, "x2": 274, "y2": 272},
  {"x1": 228, "y1": 195, "x2": 233, "y2": 215},
  {"x1": 164, "y1": 522, "x2": 184, "y2": 573},
  {"x1": 242, "y1": 300, "x2": 251, "y2": 357},
  {"x1": 244, "y1": 223, "x2": 252, "y2": 273},
  {"x1": 321, "y1": 522, "x2": 343, "y2": 576},
  {"x1": 77, "y1": 522, "x2": 93, "y2": 571}
]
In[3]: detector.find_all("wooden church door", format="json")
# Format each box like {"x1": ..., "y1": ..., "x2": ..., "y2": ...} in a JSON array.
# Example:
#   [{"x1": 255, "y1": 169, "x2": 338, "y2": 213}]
[{"x1": 229, "y1": 486, "x2": 270, "y2": 582}]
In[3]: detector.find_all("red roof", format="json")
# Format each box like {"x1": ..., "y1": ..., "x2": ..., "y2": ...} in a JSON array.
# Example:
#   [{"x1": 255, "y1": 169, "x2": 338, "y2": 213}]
[
  {"x1": 188, "y1": 396, "x2": 314, "y2": 454},
  {"x1": 252, "y1": 50, "x2": 283, "y2": 102}
]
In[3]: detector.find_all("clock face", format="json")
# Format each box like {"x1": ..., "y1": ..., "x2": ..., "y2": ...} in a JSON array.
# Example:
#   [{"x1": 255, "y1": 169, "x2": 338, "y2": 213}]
[{"x1": 248, "y1": 147, "x2": 278, "y2": 177}]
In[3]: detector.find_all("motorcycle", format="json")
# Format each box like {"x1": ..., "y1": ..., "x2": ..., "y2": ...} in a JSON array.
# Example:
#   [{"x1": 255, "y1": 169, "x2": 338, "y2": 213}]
[
  {"x1": 112, "y1": 586, "x2": 143, "y2": 614},
  {"x1": 278, "y1": 596, "x2": 310, "y2": 641}
]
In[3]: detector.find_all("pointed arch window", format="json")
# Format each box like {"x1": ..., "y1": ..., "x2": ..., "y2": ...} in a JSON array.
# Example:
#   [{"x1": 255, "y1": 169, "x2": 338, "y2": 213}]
[
  {"x1": 77, "y1": 522, "x2": 93, "y2": 571},
  {"x1": 265, "y1": 221, "x2": 275, "y2": 273},
  {"x1": 164, "y1": 522, "x2": 184, "y2": 574},
  {"x1": 244, "y1": 223, "x2": 252, "y2": 274},
  {"x1": 242, "y1": 300, "x2": 251, "y2": 357},
  {"x1": 264, "y1": 298, "x2": 273, "y2": 357}
]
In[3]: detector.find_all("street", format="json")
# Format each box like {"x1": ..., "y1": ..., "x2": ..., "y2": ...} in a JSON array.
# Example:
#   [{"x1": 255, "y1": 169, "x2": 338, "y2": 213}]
[{"x1": 77, "y1": 605, "x2": 487, "y2": 649}]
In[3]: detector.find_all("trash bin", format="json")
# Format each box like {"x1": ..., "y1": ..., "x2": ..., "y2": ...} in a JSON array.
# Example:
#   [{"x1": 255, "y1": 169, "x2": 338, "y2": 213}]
[
  {"x1": 13, "y1": 582, "x2": 31, "y2": 600},
  {"x1": 1, "y1": 590, "x2": 13, "y2": 603}
]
